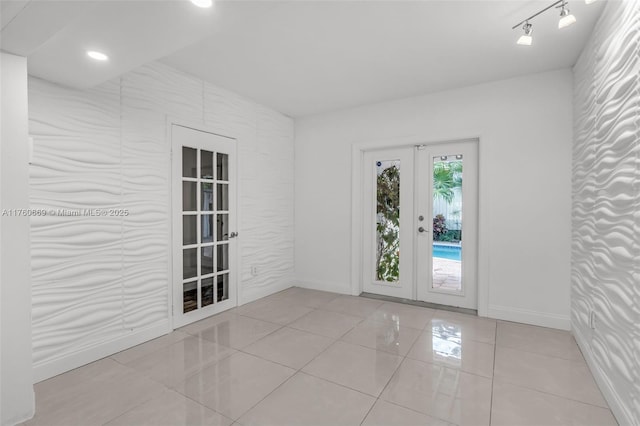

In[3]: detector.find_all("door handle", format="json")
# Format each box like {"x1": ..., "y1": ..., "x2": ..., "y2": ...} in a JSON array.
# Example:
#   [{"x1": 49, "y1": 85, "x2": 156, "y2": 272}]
[
  {"x1": 229, "y1": 232, "x2": 238, "y2": 239},
  {"x1": 418, "y1": 227, "x2": 427, "y2": 233}
]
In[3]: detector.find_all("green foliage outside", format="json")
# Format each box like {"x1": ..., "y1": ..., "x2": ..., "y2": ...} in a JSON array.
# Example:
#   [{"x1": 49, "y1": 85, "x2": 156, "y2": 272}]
[
  {"x1": 433, "y1": 160, "x2": 463, "y2": 242},
  {"x1": 376, "y1": 164, "x2": 400, "y2": 282},
  {"x1": 433, "y1": 161, "x2": 462, "y2": 203},
  {"x1": 433, "y1": 214, "x2": 448, "y2": 240}
]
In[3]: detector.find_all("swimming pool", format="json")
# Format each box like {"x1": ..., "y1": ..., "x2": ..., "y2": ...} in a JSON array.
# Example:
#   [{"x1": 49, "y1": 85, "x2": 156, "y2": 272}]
[{"x1": 433, "y1": 244, "x2": 461, "y2": 261}]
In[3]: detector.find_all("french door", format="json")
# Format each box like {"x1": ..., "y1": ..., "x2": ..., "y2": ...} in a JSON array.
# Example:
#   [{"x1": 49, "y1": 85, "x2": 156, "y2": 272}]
[
  {"x1": 171, "y1": 124, "x2": 237, "y2": 328},
  {"x1": 362, "y1": 140, "x2": 478, "y2": 309}
]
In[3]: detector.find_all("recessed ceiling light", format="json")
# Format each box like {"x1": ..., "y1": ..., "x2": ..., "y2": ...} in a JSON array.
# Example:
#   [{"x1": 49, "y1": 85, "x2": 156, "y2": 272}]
[
  {"x1": 190, "y1": 0, "x2": 213, "y2": 8},
  {"x1": 87, "y1": 51, "x2": 109, "y2": 61}
]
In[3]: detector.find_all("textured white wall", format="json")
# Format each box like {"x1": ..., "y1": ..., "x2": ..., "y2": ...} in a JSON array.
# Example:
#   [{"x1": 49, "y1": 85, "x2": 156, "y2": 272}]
[
  {"x1": 28, "y1": 62, "x2": 294, "y2": 382},
  {"x1": 571, "y1": 1, "x2": 640, "y2": 425},
  {"x1": 1, "y1": 52, "x2": 35, "y2": 426},
  {"x1": 295, "y1": 69, "x2": 573, "y2": 329}
]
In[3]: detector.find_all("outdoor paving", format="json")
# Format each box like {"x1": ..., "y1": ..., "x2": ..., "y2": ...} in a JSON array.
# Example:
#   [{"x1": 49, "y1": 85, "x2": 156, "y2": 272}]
[{"x1": 432, "y1": 257, "x2": 462, "y2": 291}]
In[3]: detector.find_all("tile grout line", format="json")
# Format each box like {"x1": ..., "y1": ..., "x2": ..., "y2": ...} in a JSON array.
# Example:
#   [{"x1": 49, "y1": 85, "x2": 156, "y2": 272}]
[
  {"x1": 231, "y1": 298, "x2": 389, "y2": 423},
  {"x1": 489, "y1": 323, "x2": 498, "y2": 426},
  {"x1": 232, "y1": 306, "x2": 363, "y2": 423},
  {"x1": 97, "y1": 367, "x2": 172, "y2": 425},
  {"x1": 359, "y1": 352, "x2": 409, "y2": 426},
  {"x1": 192, "y1": 295, "x2": 367, "y2": 422},
  {"x1": 191, "y1": 292, "x2": 498, "y2": 424},
  {"x1": 43, "y1": 288, "x2": 609, "y2": 426}
]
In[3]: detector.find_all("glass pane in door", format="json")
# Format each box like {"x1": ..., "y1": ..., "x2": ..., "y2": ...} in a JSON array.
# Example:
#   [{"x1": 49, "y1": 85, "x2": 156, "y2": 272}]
[
  {"x1": 432, "y1": 155, "x2": 463, "y2": 292},
  {"x1": 183, "y1": 248, "x2": 197, "y2": 279},
  {"x1": 182, "y1": 147, "x2": 197, "y2": 178},
  {"x1": 183, "y1": 281, "x2": 198, "y2": 312},
  {"x1": 201, "y1": 277, "x2": 214, "y2": 307},
  {"x1": 183, "y1": 215, "x2": 197, "y2": 245},
  {"x1": 181, "y1": 144, "x2": 232, "y2": 313},
  {"x1": 201, "y1": 246, "x2": 214, "y2": 275},
  {"x1": 201, "y1": 215, "x2": 214, "y2": 243},
  {"x1": 217, "y1": 214, "x2": 229, "y2": 241},
  {"x1": 183, "y1": 182, "x2": 197, "y2": 211},
  {"x1": 217, "y1": 153, "x2": 228, "y2": 181},
  {"x1": 201, "y1": 150, "x2": 214, "y2": 179},
  {"x1": 217, "y1": 273, "x2": 229, "y2": 302},
  {"x1": 375, "y1": 159, "x2": 401, "y2": 283}
]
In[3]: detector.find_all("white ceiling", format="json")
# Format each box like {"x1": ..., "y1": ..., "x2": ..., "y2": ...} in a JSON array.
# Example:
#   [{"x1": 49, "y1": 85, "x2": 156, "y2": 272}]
[{"x1": 1, "y1": 0, "x2": 605, "y2": 117}]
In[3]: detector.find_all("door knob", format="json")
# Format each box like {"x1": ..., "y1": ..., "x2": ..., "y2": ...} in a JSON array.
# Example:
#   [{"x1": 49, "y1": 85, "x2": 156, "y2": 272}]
[
  {"x1": 418, "y1": 227, "x2": 426, "y2": 233},
  {"x1": 229, "y1": 232, "x2": 238, "y2": 238}
]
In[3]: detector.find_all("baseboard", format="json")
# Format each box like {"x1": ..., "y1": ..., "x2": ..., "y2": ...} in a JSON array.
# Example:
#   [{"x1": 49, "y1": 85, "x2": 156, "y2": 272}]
[
  {"x1": 296, "y1": 279, "x2": 352, "y2": 295},
  {"x1": 33, "y1": 321, "x2": 170, "y2": 383},
  {"x1": 240, "y1": 279, "x2": 295, "y2": 305},
  {"x1": 573, "y1": 326, "x2": 635, "y2": 426},
  {"x1": 487, "y1": 304, "x2": 571, "y2": 330}
]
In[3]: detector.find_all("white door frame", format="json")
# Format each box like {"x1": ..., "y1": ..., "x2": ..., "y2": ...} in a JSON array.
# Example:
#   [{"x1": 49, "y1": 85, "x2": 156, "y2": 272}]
[
  {"x1": 350, "y1": 135, "x2": 489, "y2": 316},
  {"x1": 167, "y1": 119, "x2": 241, "y2": 330}
]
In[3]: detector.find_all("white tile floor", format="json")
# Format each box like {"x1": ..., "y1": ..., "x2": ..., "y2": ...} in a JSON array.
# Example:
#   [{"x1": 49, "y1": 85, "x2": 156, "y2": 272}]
[{"x1": 23, "y1": 287, "x2": 618, "y2": 426}]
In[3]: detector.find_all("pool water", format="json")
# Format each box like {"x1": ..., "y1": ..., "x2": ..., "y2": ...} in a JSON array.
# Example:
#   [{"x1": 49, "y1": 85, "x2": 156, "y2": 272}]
[{"x1": 433, "y1": 244, "x2": 461, "y2": 261}]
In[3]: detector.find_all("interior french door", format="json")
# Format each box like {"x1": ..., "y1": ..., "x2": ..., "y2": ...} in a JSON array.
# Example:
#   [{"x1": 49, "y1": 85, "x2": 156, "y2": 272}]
[
  {"x1": 362, "y1": 140, "x2": 478, "y2": 309},
  {"x1": 171, "y1": 124, "x2": 237, "y2": 328}
]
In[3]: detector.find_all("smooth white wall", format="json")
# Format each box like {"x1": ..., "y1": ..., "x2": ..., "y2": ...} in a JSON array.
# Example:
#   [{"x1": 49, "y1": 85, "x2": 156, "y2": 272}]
[
  {"x1": 295, "y1": 69, "x2": 573, "y2": 329},
  {"x1": 0, "y1": 52, "x2": 35, "y2": 425},
  {"x1": 28, "y1": 61, "x2": 294, "y2": 382},
  {"x1": 572, "y1": 0, "x2": 639, "y2": 424}
]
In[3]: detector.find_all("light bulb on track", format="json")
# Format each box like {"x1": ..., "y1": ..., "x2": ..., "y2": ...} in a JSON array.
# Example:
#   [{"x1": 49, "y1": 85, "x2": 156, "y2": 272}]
[
  {"x1": 517, "y1": 22, "x2": 533, "y2": 45},
  {"x1": 558, "y1": 4, "x2": 576, "y2": 28}
]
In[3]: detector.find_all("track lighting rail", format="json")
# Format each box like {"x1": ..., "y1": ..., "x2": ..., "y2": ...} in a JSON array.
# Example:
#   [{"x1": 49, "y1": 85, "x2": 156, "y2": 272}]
[{"x1": 512, "y1": 0, "x2": 566, "y2": 29}]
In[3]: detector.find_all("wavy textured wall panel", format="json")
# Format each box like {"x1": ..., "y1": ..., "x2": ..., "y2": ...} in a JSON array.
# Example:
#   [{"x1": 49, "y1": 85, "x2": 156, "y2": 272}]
[
  {"x1": 29, "y1": 62, "x2": 294, "y2": 380},
  {"x1": 572, "y1": 1, "x2": 640, "y2": 424}
]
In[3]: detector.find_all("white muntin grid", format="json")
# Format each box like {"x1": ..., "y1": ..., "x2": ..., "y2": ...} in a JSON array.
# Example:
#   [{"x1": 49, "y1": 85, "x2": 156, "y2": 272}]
[{"x1": 181, "y1": 147, "x2": 230, "y2": 313}]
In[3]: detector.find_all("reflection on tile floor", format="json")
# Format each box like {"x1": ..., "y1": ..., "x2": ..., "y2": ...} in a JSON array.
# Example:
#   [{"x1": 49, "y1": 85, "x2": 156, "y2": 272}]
[{"x1": 23, "y1": 287, "x2": 618, "y2": 426}]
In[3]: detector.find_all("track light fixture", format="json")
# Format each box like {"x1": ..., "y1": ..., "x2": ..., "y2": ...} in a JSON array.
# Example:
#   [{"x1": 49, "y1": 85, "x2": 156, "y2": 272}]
[
  {"x1": 558, "y1": 3, "x2": 577, "y2": 28},
  {"x1": 512, "y1": 0, "x2": 577, "y2": 46},
  {"x1": 517, "y1": 22, "x2": 533, "y2": 45}
]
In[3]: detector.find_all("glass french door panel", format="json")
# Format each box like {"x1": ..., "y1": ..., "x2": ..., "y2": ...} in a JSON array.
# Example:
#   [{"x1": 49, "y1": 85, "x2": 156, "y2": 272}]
[
  {"x1": 375, "y1": 159, "x2": 401, "y2": 283},
  {"x1": 217, "y1": 153, "x2": 228, "y2": 181},
  {"x1": 183, "y1": 182, "x2": 197, "y2": 211},
  {"x1": 182, "y1": 147, "x2": 197, "y2": 178},
  {"x1": 201, "y1": 183, "x2": 213, "y2": 211},
  {"x1": 180, "y1": 144, "x2": 234, "y2": 314},
  {"x1": 217, "y1": 244, "x2": 229, "y2": 272},
  {"x1": 183, "y1": 215, "x2": 197, "y2": 245},
  {"x1": 183, "y1": 281, "x2": 198, "y2": 313},
  {"x1": 362, "y1": 147, "x2": 414, "y2": 301},
  {"x1": 202, "y1": 214, "x2": 214, "y2": 243},
  {"x1": 217, "y1": 273, "x2": 229, "y2": 302},
  {"x1": 174, "y1": 125, "x2": 237, "y2": 325},
  {"x1": 217, "y1": 214, "x2": 229, "y2": 241},
  {"x1": 183, "y1": 248, "x2": 197, "y2": 279},
  {"x1": 201, "y1": 150, "x2": 214, "y2": 179},
  {"x1": 201, "y1": 277, "x2": 214, "y2": 307},
  {"x1": 201, "y1": 246, "x2": 214, "y2": 275},
  {"x1": 217, "y1": 183, "x2": 229, "y2": 211},
  {"x1": 431, "y1": 154, "x2": 463, "y2": 293}
]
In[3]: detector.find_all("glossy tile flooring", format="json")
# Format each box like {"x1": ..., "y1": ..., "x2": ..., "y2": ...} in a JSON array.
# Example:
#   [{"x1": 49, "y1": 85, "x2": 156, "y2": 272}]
[{"x1": 24, "y1": 287, "x2": 617, "y2": 426}]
